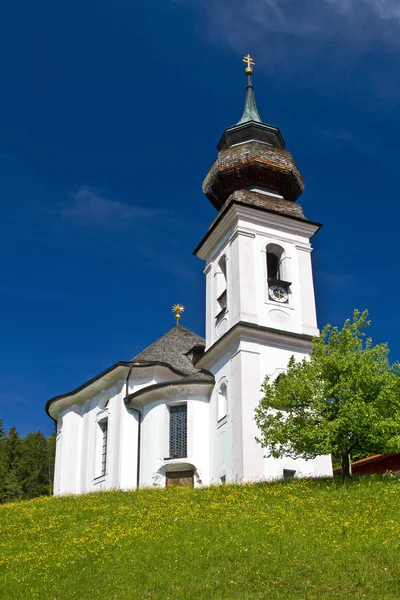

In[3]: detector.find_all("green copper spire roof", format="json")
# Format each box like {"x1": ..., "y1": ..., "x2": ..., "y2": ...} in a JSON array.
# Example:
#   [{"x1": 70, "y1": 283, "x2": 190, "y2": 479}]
[
  {"x1": 216, "y1": 55, "x2": 286, "y2": 153},
  {"x1": 236, "y1": 72, "x2": 262, "y2": 125}
]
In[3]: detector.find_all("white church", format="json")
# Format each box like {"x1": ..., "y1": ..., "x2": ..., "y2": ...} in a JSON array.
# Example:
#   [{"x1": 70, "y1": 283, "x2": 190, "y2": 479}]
[{"x1": 46, "y1": 57, "x2": 333, "y2": 494}]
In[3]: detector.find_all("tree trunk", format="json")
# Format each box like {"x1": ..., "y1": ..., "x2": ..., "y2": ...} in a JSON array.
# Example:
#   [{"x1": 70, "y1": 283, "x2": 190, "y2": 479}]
[{"x1": 341, "y1": 451, "x2": 352, "y2": 478}]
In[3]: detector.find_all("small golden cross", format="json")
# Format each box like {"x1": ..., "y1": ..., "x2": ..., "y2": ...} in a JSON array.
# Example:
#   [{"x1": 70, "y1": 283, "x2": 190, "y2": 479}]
[{"x1": 243, "y1": 54, "x2": 255, "y2": 72}]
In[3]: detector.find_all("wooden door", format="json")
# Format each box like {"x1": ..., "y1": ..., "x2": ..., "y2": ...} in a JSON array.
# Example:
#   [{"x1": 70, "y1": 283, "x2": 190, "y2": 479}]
[{"x1": 166, "y1": 470, "x2": 194, "y2": 487}]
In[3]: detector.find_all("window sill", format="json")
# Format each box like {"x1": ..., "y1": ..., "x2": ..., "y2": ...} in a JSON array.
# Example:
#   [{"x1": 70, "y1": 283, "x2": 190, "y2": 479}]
[
  {"x1": 163, "y1": 456, "x2": 188, "y2": 461},
  {"x1": 267, "y1": 277, "x2": 292, "y2": 287},
  {"x1": 93, "y1": 478, "x2": 106, "y2": 486},
  {"x1": 96, "y1": 409, "x2": 110, "y2": 420},
  {"x1": 215, "y1": 308, "x2": 228, "y2": 322}
]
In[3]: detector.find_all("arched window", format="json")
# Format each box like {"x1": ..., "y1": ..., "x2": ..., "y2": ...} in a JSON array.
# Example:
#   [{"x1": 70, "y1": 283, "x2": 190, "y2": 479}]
[
  {"x1": 266, "y1": 244, "x2": 291, "y2": 304},
  {"x1": 216, "y1": 255, "x2": 227, "y2": 317},
  {"x1": 217, "y1": 382, "x2": 228, "y2": 422},
  {"x1": 95, "y1": 418, "x2": 108, "y2": 479},
  {"x1": 266, "y1": 244, "x2": 284, "y2": 281}
]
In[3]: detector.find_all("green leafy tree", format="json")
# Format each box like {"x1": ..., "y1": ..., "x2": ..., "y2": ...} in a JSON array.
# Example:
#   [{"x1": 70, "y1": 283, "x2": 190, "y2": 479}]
[
  {"x1": 255, "y1": 310, "x2": 400, "y2": 477},
  {"x1": 18, "y1": 432, "x2": 50, "y2": 499}
]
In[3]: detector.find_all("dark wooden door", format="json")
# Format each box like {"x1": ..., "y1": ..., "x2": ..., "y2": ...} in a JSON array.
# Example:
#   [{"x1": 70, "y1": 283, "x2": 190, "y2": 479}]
[{"x1": 166, "y1": 470, "x2": 194, "y2": 487}]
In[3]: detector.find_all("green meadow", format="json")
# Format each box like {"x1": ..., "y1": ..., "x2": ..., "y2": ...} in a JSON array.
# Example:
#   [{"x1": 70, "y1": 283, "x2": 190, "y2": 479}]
[{"x1": 1, "y1": 477, "x2": 399, "y2": 599}]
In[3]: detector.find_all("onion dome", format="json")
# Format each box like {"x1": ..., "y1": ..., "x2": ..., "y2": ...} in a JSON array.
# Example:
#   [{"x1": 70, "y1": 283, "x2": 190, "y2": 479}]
[{"x1": 203, "y1": 56, "x2": 304, "y2": 211}]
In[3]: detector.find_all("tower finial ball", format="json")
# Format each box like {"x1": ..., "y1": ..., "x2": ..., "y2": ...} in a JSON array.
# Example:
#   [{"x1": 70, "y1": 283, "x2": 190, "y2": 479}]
[{"x1": 172, "y1": 304, "x2": 185, "y2": 325}]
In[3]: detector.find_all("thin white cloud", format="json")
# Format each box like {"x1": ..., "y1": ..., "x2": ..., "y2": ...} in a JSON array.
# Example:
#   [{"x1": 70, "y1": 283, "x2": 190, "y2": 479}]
[
  {"x1": 53, "y1": 186, "x2": 197, "y2": 279},
  {"x1": 328, "y1": 0, "x2": 400, "y2": 21},
  {"x1": 61, "y1": 186, "x2": 172, "y2": 227},
  {"x1": 176, "y1": 0, "x2": 400, "y2": 51}
]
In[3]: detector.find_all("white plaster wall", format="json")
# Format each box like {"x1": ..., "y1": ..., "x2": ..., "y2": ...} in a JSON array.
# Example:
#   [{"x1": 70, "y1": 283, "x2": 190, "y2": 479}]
[
  {"x1": 119, "y1": 403, "x2": 140, "y2": 490},
  {"x1": 53, "y1": 423, "x2": 63, "y2": 495},
  {"x1": 252, "y1": 229, "x2": 318, "y2": 337},
  {"x1": 57, "y1": 405, "x2": 83, "y2": 494},
  {"x1": 204, "y1": 229, "x2": 233, "y2": 350},
  {"x1": 189, "y1": 395, "x2": 211, "y2": 485},
  {"x1": 203, "y1": 207, "x2": 320, "y2": 346},
  {"x1": 209, "y1": 352, "x2": 233, "y2": 484},
  {"x1": 78, "y1": 401, "x2": 91, "y2": 494},
  {"x1": 258, "y1": 342, "x2": 332, "y2": 479},
  {"x1": 54, "y1": 369, "x2": 212, "y2": 495},
  {"x1": 207, "y1": 337, "x2": 332, "y2": 484},
  {"x1": 83, "y1": 396, "x2": 104, "y2": 492},
  {"x1": 199, "y1": 203, "x2": 331, "y2": 484},
  {"x1": 139, "y1": 393, "x2": 210, "y2": 488},
  {"x1": 55, "y1": 381, "x2": 125, "y2": 495}
]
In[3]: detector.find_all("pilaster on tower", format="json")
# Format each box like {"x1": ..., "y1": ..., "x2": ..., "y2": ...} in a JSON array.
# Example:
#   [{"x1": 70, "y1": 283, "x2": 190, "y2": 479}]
[{"x1": 195, "y1": 57, "x2": 321, "y2": 351}]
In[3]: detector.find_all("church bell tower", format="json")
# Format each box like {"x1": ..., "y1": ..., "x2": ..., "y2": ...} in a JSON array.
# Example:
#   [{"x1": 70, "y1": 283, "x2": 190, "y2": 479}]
[{"x1": 195, "y1": 56, "x2": 330, "y2": 483}]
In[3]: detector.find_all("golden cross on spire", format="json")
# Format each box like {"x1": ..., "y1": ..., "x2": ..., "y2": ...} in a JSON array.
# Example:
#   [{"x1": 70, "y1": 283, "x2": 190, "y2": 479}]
[
  {"x1": 243, "y1": 53, "x2": 255, "y2": 74},
  {"x1": 172, "y1": 304, "x2": 185, "y2": 325}
]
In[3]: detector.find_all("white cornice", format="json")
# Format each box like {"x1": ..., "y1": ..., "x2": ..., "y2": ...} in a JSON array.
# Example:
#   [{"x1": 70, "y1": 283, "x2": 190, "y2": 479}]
[
  {"x1": 197, "y1": 322, "x2": 313, "y2": 370},
  {"x1": 229, "y1": 226, "x2": 256, "y2": 244},
  {"x1": 234, "y1": 205, "x2": 320, "y2": 238},
  {"x1": 47, "y1": 363, "x2": 188, "y2": 419},
  {"x1": 295, "y1": 243, "x2": 313, "y2": 253},
  {"x1": 48, "y1": 366, "x2": 128, "y2": 420},
  {"x1": 195, "y1": 203, "x2": 320, "y2": 260},
  {"x1": 126, "y1": 380, "x2": 214, "y2": 407}
]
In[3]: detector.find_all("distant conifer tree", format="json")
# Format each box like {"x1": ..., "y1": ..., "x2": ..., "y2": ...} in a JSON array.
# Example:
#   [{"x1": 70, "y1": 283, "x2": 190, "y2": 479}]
[
  {"x1": 4, "y1": 469, "x2": 23, "y2": 503},
  {"x1": 0, "y1": 420, "x2": 7, "y2": 502},
  {"x1": 5, "y1": 426, "x2": 21, "y2": 472},
  {"x1": 18, "y1": 432, "x2": 50, "y2": 499},
  {"x1": 47, "y1": 432, "x2": 56, "y2": 495}
]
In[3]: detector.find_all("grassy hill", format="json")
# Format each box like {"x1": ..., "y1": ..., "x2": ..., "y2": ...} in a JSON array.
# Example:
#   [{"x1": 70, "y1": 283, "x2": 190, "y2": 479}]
[{"x1": 1, "y1": 477, "x2": 399, "y2": 599}]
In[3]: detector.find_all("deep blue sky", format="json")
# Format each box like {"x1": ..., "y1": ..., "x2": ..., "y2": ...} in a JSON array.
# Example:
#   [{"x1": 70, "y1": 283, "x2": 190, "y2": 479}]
[{"x1": 1, "y1": 0, "x2": 400, "y2": 436}]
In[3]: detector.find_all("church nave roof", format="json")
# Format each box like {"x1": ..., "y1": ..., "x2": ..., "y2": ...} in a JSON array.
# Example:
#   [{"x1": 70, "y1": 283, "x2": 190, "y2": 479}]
[{"x1": 133, "y1": 325, "x2": 214, "y2": 382}]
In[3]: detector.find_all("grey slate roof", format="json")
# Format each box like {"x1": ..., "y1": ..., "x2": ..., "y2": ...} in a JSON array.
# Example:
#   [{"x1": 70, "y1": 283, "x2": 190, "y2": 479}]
[{"x1": 132, "y1": 325, "x2": 214, "y2": 382}]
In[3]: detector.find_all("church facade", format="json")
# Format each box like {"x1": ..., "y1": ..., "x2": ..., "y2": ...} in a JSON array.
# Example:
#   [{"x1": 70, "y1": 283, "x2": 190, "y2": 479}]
[{"x1": 46, "y1": 58, "x2": 332, "y2": 494}]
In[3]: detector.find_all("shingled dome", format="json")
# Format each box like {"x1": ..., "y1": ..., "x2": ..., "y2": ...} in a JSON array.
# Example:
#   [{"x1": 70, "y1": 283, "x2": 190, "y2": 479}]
[
  {"x1": 203, "y1": 68, "x2": 304, "y2": 211},
  {"x1": 133, "y1": 325, "x2": 214, "y2": 381}
]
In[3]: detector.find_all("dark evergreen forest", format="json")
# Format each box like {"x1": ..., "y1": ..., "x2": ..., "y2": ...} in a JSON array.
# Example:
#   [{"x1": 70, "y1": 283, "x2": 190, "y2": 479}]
[{"x1": 0, "y1": 420, "x2": 55, "y2": 502}]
